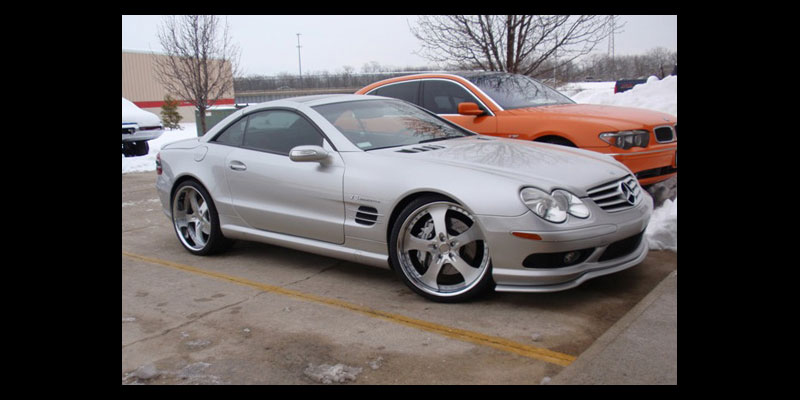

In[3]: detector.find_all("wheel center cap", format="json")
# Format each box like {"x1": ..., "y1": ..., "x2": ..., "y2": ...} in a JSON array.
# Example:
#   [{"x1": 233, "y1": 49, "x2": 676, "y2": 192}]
[{"x1": 438, "y1": 243, "x2": 451, "y2": 253}]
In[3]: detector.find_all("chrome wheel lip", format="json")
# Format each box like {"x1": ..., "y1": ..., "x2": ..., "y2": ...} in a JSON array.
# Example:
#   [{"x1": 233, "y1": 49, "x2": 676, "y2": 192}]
[
  {"x1": 172, "y1": 186, "x2": 212, "y2": 252},
  {"x1": 396, "y1": 201, "x2": 490, "y2": 298}
]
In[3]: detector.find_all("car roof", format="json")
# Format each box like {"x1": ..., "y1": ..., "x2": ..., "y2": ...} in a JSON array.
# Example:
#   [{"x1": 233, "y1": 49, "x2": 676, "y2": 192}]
[
  {"x1": 376, "y1": 70, "x2": 512, "y2": 81},
  {"x1": 240, "y1": 94, "x2": 389, "y2": 114}
]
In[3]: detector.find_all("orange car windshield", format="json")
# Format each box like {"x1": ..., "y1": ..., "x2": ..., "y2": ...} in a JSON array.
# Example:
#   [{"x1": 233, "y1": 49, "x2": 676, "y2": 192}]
[
  {"x1": 465, "y1": 73, "x2": 574, "y2": 110},
  {"x1": 314, "y1": 99, "x2": 472, "y2": 151}
]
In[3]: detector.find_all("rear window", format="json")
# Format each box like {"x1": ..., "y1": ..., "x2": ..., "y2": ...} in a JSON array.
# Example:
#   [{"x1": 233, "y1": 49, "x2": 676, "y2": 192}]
[
  {"x1": 372, "y1": 81, "x2": 419, "y2": 104},
  {"x1": 465, "y1": 73, "x2": 574, "y2": 109}
]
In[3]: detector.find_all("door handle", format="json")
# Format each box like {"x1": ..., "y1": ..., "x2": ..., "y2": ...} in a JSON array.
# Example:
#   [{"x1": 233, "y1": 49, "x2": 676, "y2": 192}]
[{"x1": 229, "y1": 160, "x2": 247, "y2": 171}]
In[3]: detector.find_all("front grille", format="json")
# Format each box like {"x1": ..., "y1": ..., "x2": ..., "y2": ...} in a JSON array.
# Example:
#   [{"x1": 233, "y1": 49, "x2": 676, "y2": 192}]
[
  {"x1": 654, "y1": 126, "x2": 675, "y2": 143},
  {"x1": 586, "y1": 175, "x2": 641, "y2": 212}
]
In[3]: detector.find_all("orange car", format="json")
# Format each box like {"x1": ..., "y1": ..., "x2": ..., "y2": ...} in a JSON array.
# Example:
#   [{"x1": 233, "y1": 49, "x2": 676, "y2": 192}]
[{"x1": 356, "y1": 72, "x2": 677, "y2": 186}]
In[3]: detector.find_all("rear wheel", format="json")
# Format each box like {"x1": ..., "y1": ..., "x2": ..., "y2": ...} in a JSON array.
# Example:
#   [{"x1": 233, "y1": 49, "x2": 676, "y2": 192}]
[
  {"x1": 389, "y1": 195, "x2": 493, "y2": 302},
  {"x1": 171, "y1": 180, "x2": 231, "y2": 255}
]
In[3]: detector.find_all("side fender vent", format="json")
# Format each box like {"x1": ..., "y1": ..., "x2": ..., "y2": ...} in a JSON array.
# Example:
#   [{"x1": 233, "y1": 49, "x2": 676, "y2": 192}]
[{"x1": 355, "y1": 206, "x2": 379, "y2": 226}]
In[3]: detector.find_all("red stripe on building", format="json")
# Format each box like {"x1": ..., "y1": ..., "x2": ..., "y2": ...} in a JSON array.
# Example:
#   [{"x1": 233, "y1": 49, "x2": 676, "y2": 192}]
[{"x1": 133, "y1": 98, "x2": 236, "y2": 108}]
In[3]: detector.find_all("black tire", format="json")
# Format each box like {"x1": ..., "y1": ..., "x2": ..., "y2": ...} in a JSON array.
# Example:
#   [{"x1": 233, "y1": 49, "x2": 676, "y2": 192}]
[
  {"x1": 171, "y1": 180, "x2": 232, "y2": 256},
  {"x1": 133, "y1": 141, "x2": 150, "y2": 156},
  {"x1": 389, "y1": 194, "x2": 494, "y2": 302},
  {"x1": 122, "y1": 141, "x2": 150, "y2": 157},
  {"x1": 122, "y1": 142, "x2": 135, "y2": 157}
]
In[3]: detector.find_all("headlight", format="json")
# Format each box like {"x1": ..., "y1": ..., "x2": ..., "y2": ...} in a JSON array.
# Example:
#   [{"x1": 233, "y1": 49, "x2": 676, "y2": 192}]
[
  {"x1": 599, "y1": 130, "x2": 650, "y2": 149},
  {"x1": 520, "y1": 188, "x2": 590, "y2": 223},
  {"x1": 552, "y1": 190, "x2": 590, "y2": 218}
]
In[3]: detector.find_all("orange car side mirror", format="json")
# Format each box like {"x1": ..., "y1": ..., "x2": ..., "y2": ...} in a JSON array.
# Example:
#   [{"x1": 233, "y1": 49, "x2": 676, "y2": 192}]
[{"x1": 457, "y1": 102, "x2": 485, "y2": 116}]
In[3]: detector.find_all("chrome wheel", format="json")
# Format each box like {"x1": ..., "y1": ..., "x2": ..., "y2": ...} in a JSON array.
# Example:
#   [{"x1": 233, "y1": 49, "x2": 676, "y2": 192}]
[
  {"x1": 396, "y1": 201, "x2": 490, "y2": 299},
  {"x1": 173, "y1": 185, "x2": 212, "y2": 252}
]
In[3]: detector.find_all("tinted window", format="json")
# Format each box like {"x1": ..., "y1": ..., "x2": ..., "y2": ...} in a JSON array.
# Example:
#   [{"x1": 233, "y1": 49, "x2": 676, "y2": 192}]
[
  {"x1": 214, "y1": 117, "x2": 246, "y2": 146},
  {"x1": 465, "y1": 73, "x2": 574, "y2": 109},
  {"x1": 242, "y1": 110, "x2": 323, "y2": 154},
  {"x1": 373, "y1": 81, "x2": 420, "y2": 104},
  {"x1": 422, "y1": 80, "x2": 478, "y2": 114}
]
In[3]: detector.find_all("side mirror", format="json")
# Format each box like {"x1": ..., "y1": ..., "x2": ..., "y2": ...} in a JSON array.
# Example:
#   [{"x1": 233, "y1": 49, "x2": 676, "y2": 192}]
[
  {"x1": 289, "y1": 145, "x2": 329, "y2": 162},
  {"x1": 458, "y1": 102, "x2": 485, "y2": 116}
]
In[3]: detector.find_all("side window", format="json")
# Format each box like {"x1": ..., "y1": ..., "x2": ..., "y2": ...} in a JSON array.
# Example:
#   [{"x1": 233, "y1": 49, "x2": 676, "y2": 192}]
[
  {"x1": 243, "y1": 110, "x2": 324, "y2": 155},
  {"x1": 213, "y1": 117, "x2": 247, "y2": 146},
  {"x1": 422, "y1": 80, "x2": 477, "y2": 114},
  {"x1": 373, "y1": 81, "x2": 420, "y2": 104}
]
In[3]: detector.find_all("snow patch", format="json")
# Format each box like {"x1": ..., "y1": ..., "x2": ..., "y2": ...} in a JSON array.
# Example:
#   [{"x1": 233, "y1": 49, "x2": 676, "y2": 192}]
[
  {"x1": 646, "y1": 198, "x2": 677, "y2": 252},
  {"x1": 304, "y1": 363, "x2": 363, "y2": 384}
]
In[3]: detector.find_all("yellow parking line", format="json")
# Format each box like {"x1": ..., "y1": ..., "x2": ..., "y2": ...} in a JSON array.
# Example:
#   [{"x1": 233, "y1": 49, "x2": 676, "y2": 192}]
[{"x1": 122, "y1": 251, "x2": 577, "y2": 367}]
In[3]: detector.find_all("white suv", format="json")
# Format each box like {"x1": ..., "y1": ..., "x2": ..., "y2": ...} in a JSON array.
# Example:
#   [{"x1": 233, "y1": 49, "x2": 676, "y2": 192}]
[{"x1": 122, "y1": 98, "x2": 164, "y2": 157}]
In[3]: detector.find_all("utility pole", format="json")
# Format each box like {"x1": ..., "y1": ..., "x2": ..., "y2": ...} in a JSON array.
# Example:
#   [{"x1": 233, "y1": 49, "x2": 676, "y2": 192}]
[
  {"x1": 608, "y1": 17, "x2": 616, "y2": 80},
  {"x1": 296, "y1": 33, "x2": 303, "y2": 88}
]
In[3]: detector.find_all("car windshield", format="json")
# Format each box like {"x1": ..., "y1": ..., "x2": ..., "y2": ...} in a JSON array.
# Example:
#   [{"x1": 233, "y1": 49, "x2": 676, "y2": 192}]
[
  {"x1": 313, "y1": 99, "x2": 473, "y2": 151},
  {"x1": 464, "y1": 73, "x2": 574, "y2": 109}
]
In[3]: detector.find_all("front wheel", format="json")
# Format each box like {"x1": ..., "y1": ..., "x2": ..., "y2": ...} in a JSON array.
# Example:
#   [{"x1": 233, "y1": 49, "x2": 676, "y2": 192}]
[{"x1": 389, "y1": 195, "x2": 493, "y2": 302}]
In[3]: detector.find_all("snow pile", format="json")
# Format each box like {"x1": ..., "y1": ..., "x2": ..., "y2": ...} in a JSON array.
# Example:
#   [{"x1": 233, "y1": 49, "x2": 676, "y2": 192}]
[
  {"x1": 123, "y1": 97, "x2": 162, "y2": 126},
  {"x1": 570, "y1": 75, "x2": 677, "y2": 117},
  {"x1": 645, "y1": 198, "x2": 677, "y2": 252},
  {"x1": 122, "y1": 123, "x2": 199, "y2": 174}
]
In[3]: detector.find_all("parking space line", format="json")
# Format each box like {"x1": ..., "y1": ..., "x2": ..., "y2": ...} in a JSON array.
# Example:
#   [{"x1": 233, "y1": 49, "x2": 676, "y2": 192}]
[{"x1": 122, "y1": 251, "x2": 577, "y2": 367}]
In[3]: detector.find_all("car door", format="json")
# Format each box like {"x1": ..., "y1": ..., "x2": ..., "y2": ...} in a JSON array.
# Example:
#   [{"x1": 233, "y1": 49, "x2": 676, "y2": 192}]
[
  {"x1": 420, "y1": 80, "x2": 497, "y2": 135},
  {"x1": 222, "y1": 109, "x2": 345, "y2": 244}
]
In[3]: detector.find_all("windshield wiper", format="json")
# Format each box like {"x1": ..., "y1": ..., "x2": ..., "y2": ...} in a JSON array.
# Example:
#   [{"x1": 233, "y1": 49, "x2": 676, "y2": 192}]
[{"x1": 364, "y1": 144, "x2": 407, "y2": 151}]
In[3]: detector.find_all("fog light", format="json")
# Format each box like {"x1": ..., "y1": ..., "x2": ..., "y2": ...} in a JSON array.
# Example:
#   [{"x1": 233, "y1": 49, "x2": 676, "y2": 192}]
[{"x1": 563, "y1": 251, "x2": 581, "y2": 264}]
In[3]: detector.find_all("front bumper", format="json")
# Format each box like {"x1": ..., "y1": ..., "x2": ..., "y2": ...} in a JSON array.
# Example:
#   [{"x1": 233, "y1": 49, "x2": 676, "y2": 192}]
[
  {"x1": 606, "y1": 145, "x2": 677, "y2": 186},
  {"x1": 478, "y1": 196, "x2": 652, "y2": 292},
  {"x1": 122, "y1": 128, "x2": 164, "y2": 142}
]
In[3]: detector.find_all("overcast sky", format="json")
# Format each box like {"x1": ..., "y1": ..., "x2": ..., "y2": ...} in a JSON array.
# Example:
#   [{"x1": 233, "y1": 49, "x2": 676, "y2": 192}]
[{"x1": 122, "y1": 15, "x2": 677, "y2": 77}]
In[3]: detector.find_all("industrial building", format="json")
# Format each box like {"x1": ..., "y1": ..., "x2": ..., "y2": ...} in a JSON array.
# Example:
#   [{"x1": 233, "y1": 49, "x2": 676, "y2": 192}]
[{"x1": 122, "y1": 49, "x2": 235, "y2": 123}]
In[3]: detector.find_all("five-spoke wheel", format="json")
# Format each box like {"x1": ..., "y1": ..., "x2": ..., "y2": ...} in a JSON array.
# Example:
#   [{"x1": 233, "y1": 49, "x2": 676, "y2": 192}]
[
  {"x1": 390, "y1": 195, "x2": 492, "y2": 302},
  {"x1": 171, "y1": 180, "x2": 230, "y2": 255}
]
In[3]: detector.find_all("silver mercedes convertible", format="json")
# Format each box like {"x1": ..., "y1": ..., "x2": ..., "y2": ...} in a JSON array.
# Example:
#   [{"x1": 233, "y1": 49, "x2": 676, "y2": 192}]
[{"x1": 156, "y1": 94, "x2": 653, "y2": 302}]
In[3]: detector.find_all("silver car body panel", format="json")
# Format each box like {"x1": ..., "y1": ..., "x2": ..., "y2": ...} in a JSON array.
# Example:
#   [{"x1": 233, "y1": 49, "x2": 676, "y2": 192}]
[{"x1": 156, "y1": 94, "x2": 652, "y2": 292}]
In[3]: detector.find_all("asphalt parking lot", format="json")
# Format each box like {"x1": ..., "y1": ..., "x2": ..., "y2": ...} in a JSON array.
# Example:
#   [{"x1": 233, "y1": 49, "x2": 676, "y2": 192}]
[{"x1": 122, "y1": 170, "x2": 677, "y2": 385}]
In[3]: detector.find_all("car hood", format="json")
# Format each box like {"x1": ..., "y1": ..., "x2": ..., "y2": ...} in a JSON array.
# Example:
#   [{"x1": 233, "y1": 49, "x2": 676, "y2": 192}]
[
  {"x1": 506, "y1": 103, "x2": 676, "y2": 129},
  {"x1": 376, "y1": 136, "x2": 630, "y2": 194},
  {"x1": 122, "y1": 98, "x2": 161, "y2": 127}
]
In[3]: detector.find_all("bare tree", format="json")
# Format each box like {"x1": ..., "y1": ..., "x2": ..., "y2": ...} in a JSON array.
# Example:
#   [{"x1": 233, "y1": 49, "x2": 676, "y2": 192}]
[
  {"x1": 646, "y1": 47, "x2": 677, "y2": 78},
  {"x1": 154, "y1": 15, "x2": 240, "y2": 134},
  {"x1": 410, "y1": 15, "x2": 621, "y2": 76}
]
